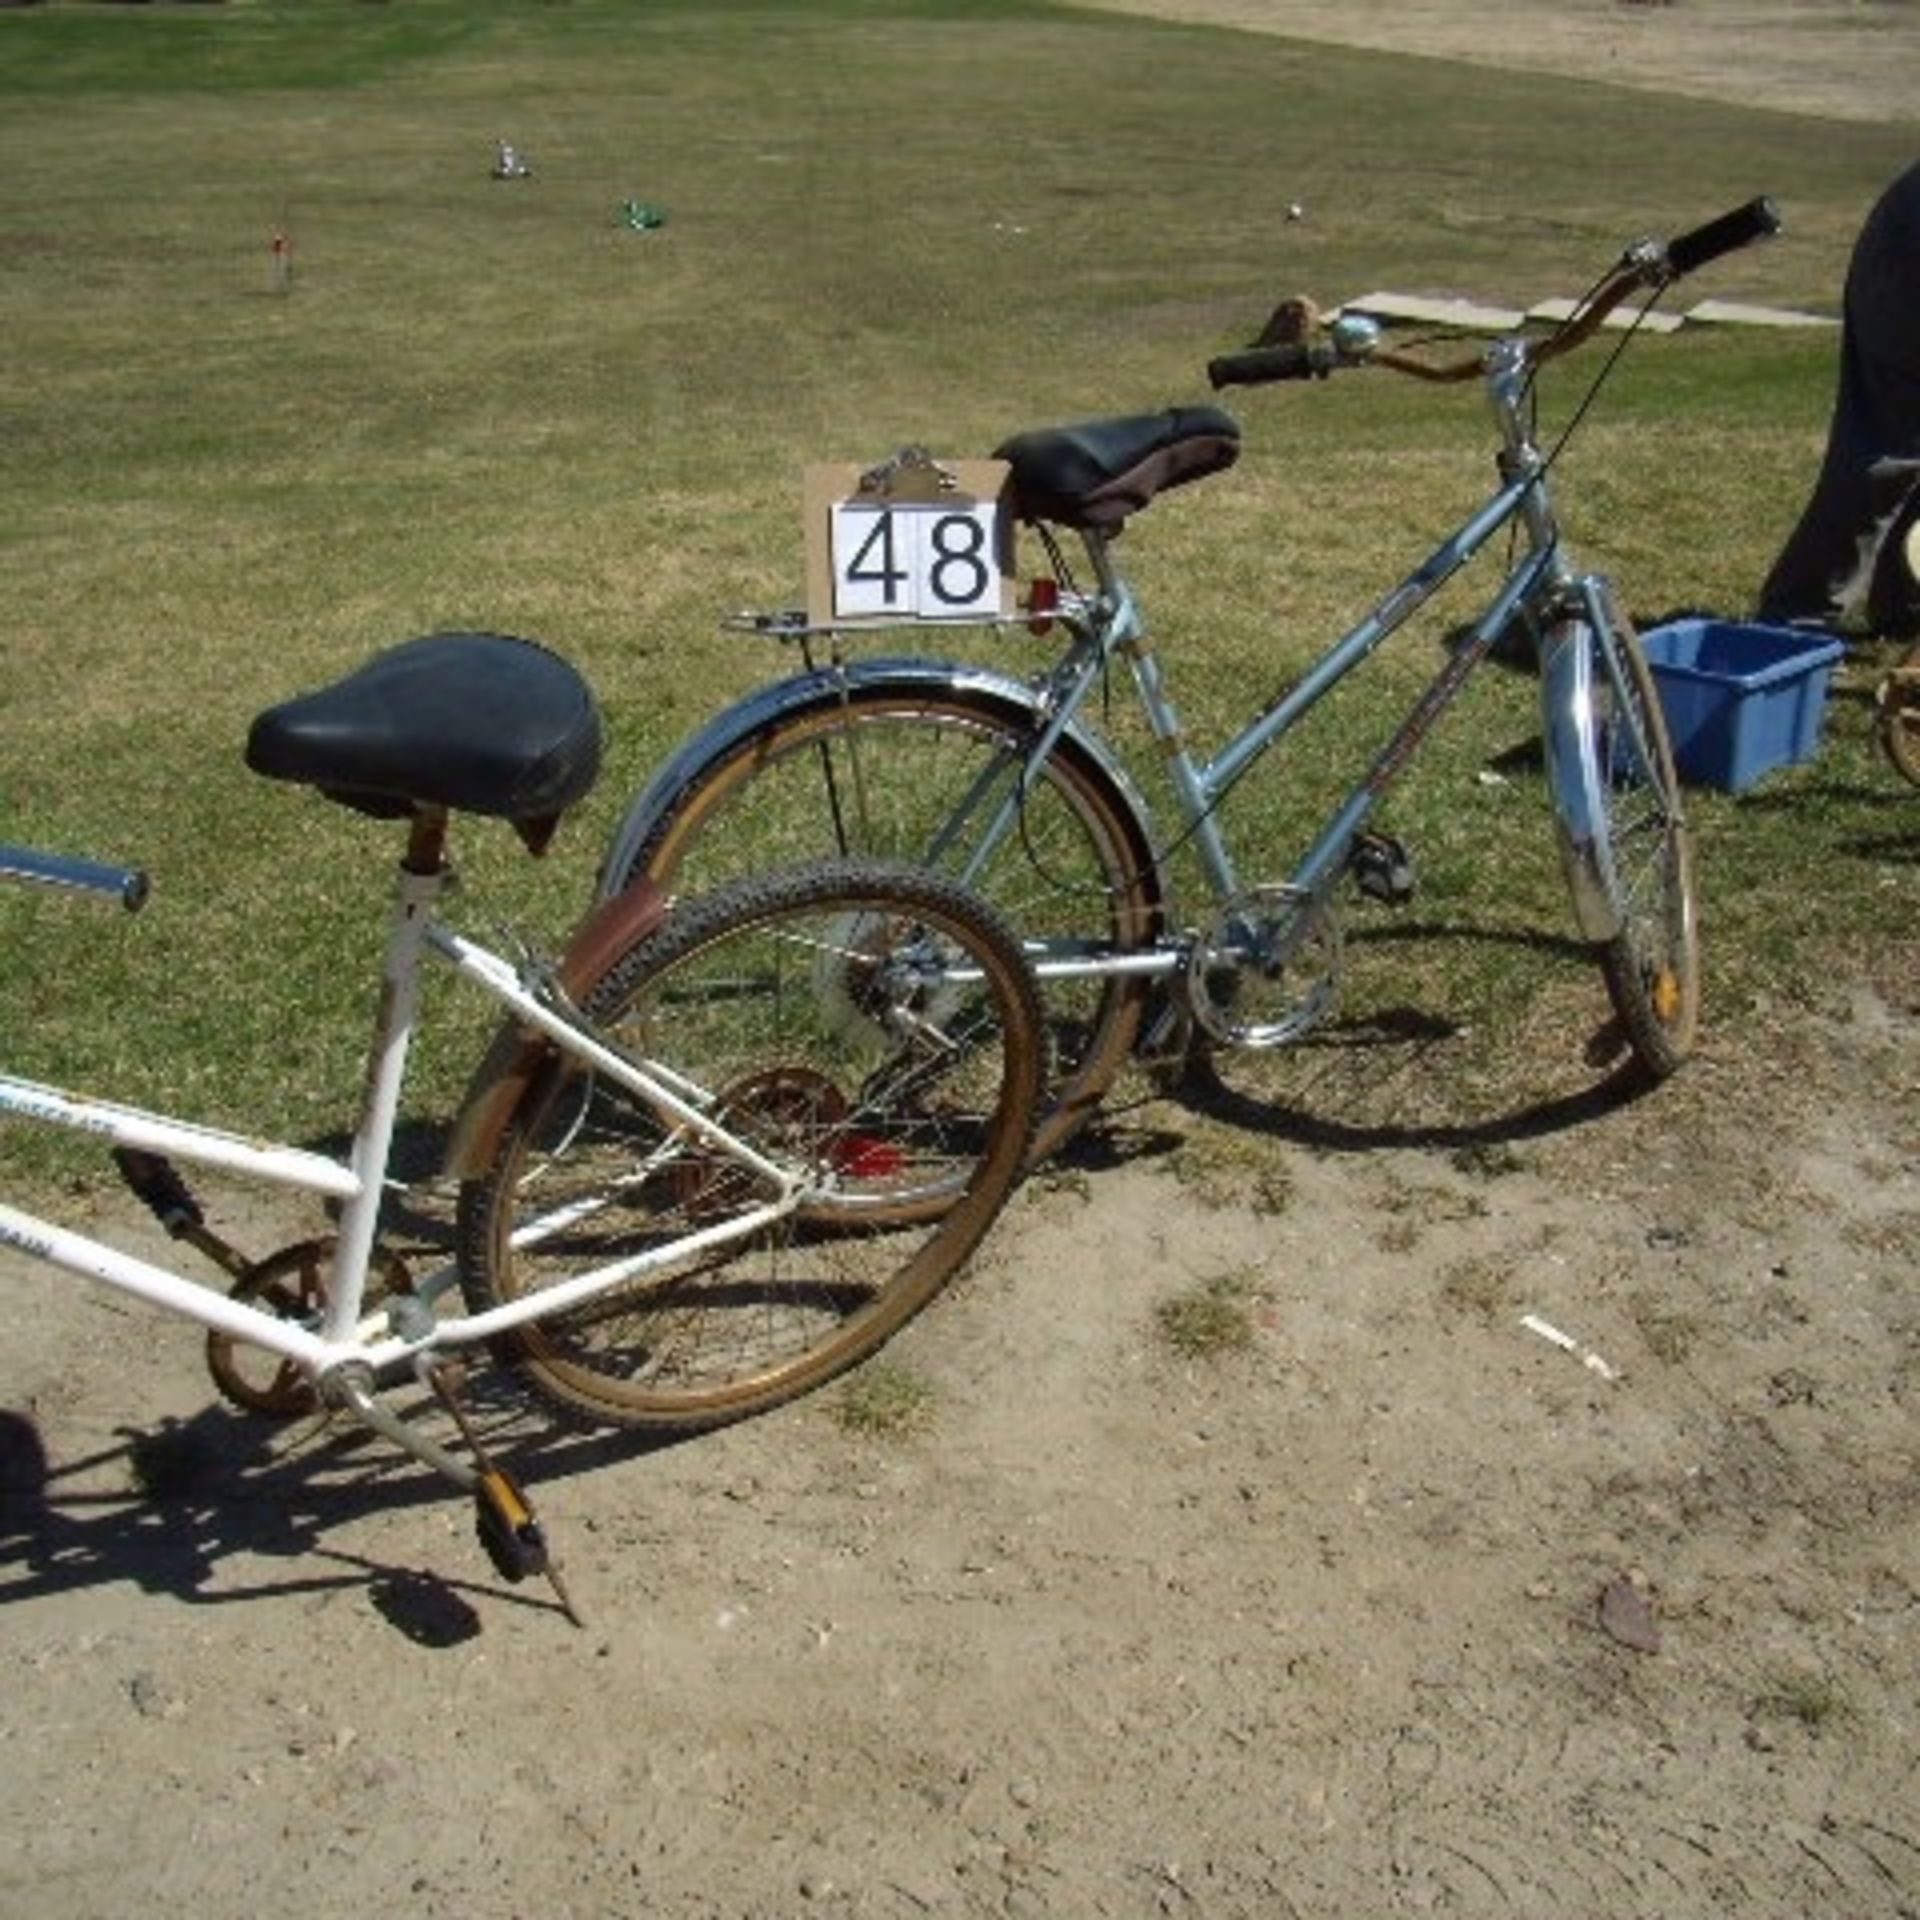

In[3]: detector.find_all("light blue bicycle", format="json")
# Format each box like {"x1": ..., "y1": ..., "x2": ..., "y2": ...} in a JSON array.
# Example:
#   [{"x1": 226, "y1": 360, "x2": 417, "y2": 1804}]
[{"x1": 601, "y1": 201, "x2": 1781, "y2": 1159}]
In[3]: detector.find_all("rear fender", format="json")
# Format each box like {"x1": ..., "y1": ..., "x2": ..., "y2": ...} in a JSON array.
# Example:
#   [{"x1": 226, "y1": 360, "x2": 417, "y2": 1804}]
[{"x1": 594, "y1": 655, "x2": 1162, "y2": 924}]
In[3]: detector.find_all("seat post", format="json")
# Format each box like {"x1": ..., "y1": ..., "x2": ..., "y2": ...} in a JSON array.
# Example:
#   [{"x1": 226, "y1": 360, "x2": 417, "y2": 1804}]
[
  {"x1": 318, "y1": 811, "x2": 451, "y2": 1347},
  {"x1": 404, "y1": 807, "x2": 450, "y2": 876}
]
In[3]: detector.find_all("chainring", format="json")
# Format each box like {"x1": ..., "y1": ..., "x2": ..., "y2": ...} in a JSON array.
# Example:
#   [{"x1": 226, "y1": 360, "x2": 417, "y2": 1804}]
[
  {"x1": 204, "y1": 1238, "x2": 413, "y2": 1419},
  {"x1": 1185, "y1": 886, "x2": 1341, "y2": 1049}
]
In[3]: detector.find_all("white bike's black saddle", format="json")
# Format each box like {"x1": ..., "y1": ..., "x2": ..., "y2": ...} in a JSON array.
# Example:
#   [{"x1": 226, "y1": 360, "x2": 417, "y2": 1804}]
[
  {"x1": 246, "y1": 633, "x2": 603, "y2": 846},
  {"x1": 993, "y1": 405, "x2": 1240, "y2": 531}
]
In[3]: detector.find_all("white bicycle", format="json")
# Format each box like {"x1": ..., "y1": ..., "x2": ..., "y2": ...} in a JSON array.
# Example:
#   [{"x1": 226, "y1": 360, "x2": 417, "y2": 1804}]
[{"x1": 1, "y1": 632, "x2": 1042, "y2": 1619}]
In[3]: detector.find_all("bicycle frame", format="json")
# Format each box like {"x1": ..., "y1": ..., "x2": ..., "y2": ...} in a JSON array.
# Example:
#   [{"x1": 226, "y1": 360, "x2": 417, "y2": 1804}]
[
  {"x1": 598, "y1": 338, "x2": 1641, "y2": 1008},
  {"x1": 951, "y1": 336, "x2": 1612, "y2": 975},
  {"x1": 0, "y1": 843, "x2": 805, "y2": 1452}
]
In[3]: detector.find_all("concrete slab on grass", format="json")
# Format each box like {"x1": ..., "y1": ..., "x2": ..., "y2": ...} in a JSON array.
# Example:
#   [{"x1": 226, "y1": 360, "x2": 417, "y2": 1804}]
[
  {"x1": 1338, "y1": 291, "x2": 1526, "y2": 331},
  {"x1": 1336, "y1": 290, "x2": 1835, "y2": 335},
  {"x1": 1682, "y1": 298, "x2": 1837, "y2": 328},
  {"x1": 1527, "y1": 297, "x2": 1686, "y2": 333}
]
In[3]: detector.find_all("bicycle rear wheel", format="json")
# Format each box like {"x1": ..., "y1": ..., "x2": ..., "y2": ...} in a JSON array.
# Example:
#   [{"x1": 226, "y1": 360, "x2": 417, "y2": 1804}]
[
  {"x1": 456, "y1": 861, "x2": 1043, "y2": 1434},
  {"x1": 607, "y1": 684, "x2": 1158, "y2": 1160},
  {"x1": 1547, "y1": 593, "x2": 1700, "y2": 1077}
]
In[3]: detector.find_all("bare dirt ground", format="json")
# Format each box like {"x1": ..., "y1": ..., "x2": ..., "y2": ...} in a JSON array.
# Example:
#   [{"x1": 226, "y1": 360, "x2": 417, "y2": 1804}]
[
  {"x1": 4, "y1": 927, "x2": 1915, "y2": 1920},
  {"x1": 1068, "y1": 0, "x2": 1920, "y2": 125},
  {"x1": 3, "y1": 10, "x2": 1918, "y2": 1920}
]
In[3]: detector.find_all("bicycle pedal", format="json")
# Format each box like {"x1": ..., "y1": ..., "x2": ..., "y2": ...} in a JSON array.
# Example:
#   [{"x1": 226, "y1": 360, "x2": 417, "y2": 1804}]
[
  {"x1": 474, "y1": 1468, "x2": 550, "y2": 1583},
  {"x1": 1133, "y1": 987, "x2": 1194, "y2": 1077},
  {"x1": 1350, "y1": 832, "x2": 1415, "y2": 906}
]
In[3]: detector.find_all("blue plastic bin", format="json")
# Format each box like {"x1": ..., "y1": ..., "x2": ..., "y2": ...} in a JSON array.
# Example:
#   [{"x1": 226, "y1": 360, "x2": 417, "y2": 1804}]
[{"x1": 1639, "y1": 619, "x2": 1845, "y2": 794}]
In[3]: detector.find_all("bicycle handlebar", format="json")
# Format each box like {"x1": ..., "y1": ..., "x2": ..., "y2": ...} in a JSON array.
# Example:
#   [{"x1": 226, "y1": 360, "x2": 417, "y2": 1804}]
[
  {"x1": 1204, "y1": 340, "x2": 1335, "y2": 388},
  {"x1": 1208, "y1": 197, "x2": 1782, "y2": 391},
  {"x1": 0, "y1": 844, "x2": 150, "y2": 912},
  {"x1": 1666, "y1": 195, "x2": 1781, "y2": 279}
]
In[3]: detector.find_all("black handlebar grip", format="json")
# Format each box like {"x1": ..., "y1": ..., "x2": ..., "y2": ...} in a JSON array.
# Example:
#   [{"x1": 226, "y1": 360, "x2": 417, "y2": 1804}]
[
  {"x1": 1665, "y1": 196, "x2": 1782, "y2": 279},
  {"x1": 1207, "y1": 342, "x2": 1334, "y2": 389}
]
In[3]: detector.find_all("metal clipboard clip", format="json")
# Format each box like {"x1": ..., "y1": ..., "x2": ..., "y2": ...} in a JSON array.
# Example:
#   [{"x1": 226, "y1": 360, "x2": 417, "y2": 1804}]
[{"x1": 851, "y1": 446, "x2": 976, "y2": 508}]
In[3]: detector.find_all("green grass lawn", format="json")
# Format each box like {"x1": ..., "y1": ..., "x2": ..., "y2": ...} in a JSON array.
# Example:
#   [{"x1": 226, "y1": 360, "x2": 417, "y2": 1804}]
[{"x1": 2, "y1": 0, "x2": 1914, "y2": 1183}]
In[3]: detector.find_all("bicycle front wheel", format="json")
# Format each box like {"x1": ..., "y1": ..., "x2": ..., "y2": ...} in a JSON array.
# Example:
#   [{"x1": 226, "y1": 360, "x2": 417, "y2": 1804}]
[
  {"x1": 1546, "y1": 592, "x2": 1700, "y2": 1077},
  {"x1": 456, "y1": 861, "x2": 1043, "y2": 1434},
  {"x1": 608, "y1": 684, "x2": 1159, "y2": 1161}
]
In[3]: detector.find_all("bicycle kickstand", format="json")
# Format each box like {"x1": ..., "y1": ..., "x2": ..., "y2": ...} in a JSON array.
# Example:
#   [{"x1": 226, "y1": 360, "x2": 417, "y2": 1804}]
[{"x1": 421, "y1": 1358, "x2": 586, "y2": 1629}]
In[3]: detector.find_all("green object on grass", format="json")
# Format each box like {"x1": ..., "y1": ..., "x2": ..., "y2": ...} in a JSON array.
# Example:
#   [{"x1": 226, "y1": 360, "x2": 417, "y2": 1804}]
[{"x1": 621, "y1": 200, "x2": 666, "y2": 231}]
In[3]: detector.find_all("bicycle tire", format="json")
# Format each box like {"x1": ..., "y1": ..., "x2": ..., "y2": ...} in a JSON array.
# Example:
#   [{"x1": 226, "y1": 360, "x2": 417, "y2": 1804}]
[
  {"x1": 1552, "y1": 598, "x2": 1700, "y2": 1077},
  {"x1": 1876, "y1": 641, "x2": 1920, "y2": 788},
  {"x1": 609, "y1": 685, "x2": 1158, "y2": 1160},
  {"x1": 455, "y1": 860, "x2": 1043, "y2": 1434}
]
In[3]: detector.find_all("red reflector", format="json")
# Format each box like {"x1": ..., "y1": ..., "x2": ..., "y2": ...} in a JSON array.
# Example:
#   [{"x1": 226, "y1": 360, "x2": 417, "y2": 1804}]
[
  {"x1": 831, "y1": 1134, "x2": 905, "y2": 1178},
  {"x1": 1026, "y1": 577, "x2": 1059, "y2": 636}
]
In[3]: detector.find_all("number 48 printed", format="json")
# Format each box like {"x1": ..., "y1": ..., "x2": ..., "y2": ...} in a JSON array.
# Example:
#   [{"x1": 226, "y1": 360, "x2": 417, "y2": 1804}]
[{"x1": 829, "y1": 503, "x2": 1004, "y2": 620}]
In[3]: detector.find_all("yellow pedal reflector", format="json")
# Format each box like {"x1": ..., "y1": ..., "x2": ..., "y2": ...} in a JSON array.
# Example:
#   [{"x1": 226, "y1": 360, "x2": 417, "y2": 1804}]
[{"x1": 1652, "y1": 969, "x2": 1682, "y2": 1024}]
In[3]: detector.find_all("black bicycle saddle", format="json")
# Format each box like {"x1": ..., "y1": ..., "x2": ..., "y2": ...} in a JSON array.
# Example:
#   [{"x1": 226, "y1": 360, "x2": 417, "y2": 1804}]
[
  {"x1": 993, "y1": 406, "x2": 1241, "y2": 531},
  {"x1": 246, "y1": 632, "x2": 603, "y2": 849}
]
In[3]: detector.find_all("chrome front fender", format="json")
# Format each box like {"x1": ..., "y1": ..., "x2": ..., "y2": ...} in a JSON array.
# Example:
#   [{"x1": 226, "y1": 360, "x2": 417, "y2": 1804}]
[
  {"x1": 1539, "y1": 615, "x2": 1623, "y2": 943},
  {"x1": 596, "y1": 654, "x2": 1160, "y2": 906}
]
